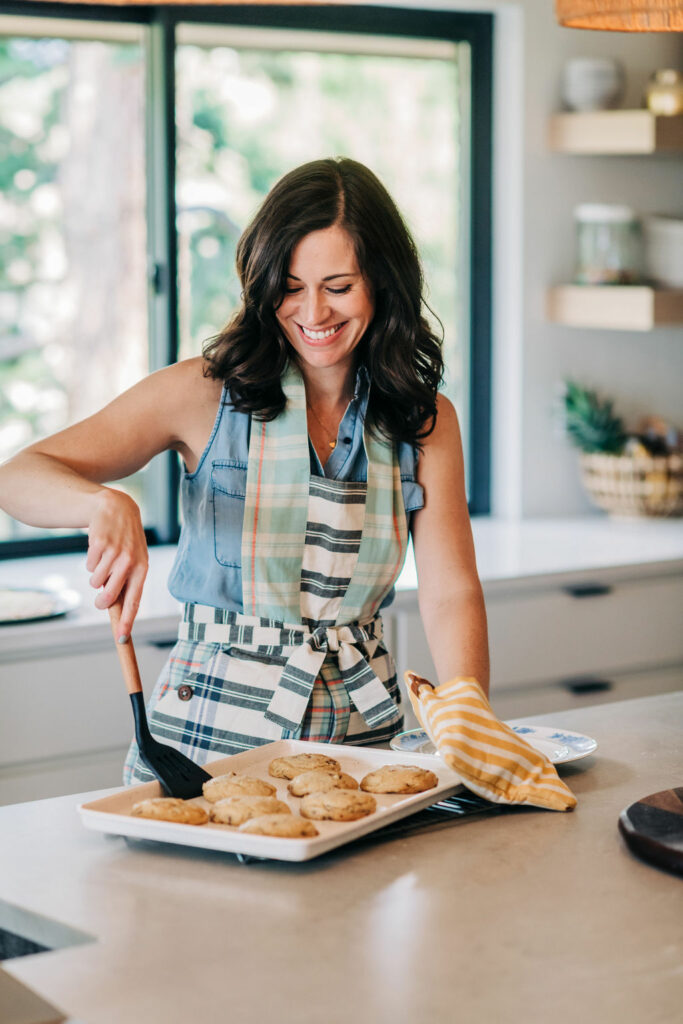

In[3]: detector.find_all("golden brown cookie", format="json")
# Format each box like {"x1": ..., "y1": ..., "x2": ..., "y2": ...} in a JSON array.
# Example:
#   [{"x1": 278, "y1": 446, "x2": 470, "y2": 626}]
[
  {"x1": 209, "y1": 796, "x2": 291, "y2": 826},
  {"x1": 360, "y1": 764, "x2": 438, "y2": 794},
  {"x1": 239, "y1": 813, "x2": 319, "y2": 838},
  {"x1": 287, "y1": 769, "x2": 359, "y2": 797},
  {"x1": 300, "y1": 789, "x2": 377, "y2": 822},
  {"x1": 202, "y1": 772, "x2": 276, "y2": 803},
  {"x1": 131, "y1": 797, "x2": 209, "y2": 825},
  {"x1": 268, "y1": 753, "x2": 341, "y2": 780}
]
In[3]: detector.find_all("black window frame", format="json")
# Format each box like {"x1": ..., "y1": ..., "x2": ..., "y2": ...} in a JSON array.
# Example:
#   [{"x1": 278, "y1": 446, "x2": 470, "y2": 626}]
[{"x1": 0, "y1": 1, "x2": 492, "y2": 560}]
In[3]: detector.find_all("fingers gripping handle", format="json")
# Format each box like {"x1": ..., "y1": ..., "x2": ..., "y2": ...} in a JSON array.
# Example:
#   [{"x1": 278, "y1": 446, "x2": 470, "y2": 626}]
[{"x1": 109, "y1": 597, "x2": 143, "y2": 696}]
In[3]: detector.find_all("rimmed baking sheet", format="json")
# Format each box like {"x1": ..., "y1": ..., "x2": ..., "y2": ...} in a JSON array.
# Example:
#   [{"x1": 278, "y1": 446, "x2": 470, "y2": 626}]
[{"x1": 79, "y1": 740, "x2": 462, "y2": 862}]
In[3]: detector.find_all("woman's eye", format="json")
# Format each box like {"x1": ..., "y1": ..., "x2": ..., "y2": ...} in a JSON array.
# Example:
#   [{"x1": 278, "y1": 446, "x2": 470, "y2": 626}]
[
  {"x1": 284, "y1": 287, "x2": 302, "y2": 294},
  {"x1": 328, "y1": 285, "x2": 351, "y2": 295}
]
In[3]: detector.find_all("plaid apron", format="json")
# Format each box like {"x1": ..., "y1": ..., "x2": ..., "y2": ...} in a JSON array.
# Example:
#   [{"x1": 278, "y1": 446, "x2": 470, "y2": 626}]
[{"x1": 124, "y1": 364, "x2": 407, "y2": 783}]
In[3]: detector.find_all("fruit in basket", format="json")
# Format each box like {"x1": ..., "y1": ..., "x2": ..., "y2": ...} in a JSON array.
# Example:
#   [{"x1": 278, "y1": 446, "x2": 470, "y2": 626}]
[
  {"x1": 623, "y1": 437, "x2": 654, "y2": 459},
  {"x1": 637, "y1": 416, "x2": 681, "y2": 457}
]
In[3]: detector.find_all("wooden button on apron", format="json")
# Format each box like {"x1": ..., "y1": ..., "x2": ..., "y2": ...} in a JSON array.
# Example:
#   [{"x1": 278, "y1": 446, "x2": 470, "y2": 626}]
[{"x1": 177, "y1": 684, "x2": 194, "y2": 701}]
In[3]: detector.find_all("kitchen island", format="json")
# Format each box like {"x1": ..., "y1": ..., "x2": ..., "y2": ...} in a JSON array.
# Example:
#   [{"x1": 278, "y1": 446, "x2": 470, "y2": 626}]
[{"x1": 1, "y1": 692, "x2": 682, "y2": 1024}]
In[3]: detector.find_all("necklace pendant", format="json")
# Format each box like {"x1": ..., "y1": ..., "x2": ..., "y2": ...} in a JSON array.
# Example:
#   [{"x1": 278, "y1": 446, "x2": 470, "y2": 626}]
[{"x1": 329, "y1": 440, "x2": 336, "y2": 450}]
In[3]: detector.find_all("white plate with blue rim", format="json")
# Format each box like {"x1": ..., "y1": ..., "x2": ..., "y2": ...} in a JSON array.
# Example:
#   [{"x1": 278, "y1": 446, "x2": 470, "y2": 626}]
[{"x1": 390, "y1": 724, "x2": 598, "y2": 765}]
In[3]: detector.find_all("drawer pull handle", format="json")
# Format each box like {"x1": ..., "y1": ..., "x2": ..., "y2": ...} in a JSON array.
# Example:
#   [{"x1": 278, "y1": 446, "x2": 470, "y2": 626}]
[
  {"x1": 562, "y1": 583, "x2": 612, "y2": 598},
  {"x1": 562, "y1": 677, "x2": 613, "y2": 694}
]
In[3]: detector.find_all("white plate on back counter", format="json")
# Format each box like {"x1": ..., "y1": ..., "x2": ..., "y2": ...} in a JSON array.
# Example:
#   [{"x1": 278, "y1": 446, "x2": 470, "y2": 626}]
[
  {"x1": 391, "y1": 725, "x2": 598, "y2": 765},
  {"x1": 0, "y1": 586, "x2": 80, "y2": 624},
  {"x1": 79, "y1": 740, "x2": 462, "y2": 863}
]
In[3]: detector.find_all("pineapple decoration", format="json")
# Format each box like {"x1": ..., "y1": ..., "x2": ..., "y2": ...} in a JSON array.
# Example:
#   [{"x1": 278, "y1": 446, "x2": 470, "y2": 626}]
[
  {"x1": 561, "y1": 380, "x2": 683, "y2": 517},
  {"x1": 563, "y1": 380, "x2": 626, "y2": 455}
]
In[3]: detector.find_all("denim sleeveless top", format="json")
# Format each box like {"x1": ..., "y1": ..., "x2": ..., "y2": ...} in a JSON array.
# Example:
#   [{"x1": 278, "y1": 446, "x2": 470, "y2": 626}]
[{"x1": 167, "y1": 366, "x2": 424, "y2": 612}]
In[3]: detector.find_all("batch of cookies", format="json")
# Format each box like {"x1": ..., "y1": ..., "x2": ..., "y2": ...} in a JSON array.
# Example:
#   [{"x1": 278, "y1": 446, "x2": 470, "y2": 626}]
[{"x1": 131, "y1": 752, "x2": 438, "y2": 839}]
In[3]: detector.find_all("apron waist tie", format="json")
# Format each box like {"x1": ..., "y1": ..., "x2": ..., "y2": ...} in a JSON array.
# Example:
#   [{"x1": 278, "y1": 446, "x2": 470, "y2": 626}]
[{"x1": 178, "y1": 606, "x2": 399, "y2": 733}]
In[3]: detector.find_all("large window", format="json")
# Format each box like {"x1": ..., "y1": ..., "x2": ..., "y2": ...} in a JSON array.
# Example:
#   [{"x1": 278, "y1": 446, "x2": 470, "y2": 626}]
[
  {"x1": 0, "y1": 15, "x2": 150, "y2": 547},
  {"x1": 0, "y1": 4, "x2": 492, "y2": 557}
]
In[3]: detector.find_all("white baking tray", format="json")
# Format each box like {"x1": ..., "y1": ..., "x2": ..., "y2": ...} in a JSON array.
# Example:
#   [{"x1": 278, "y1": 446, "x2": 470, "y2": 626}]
[{"x1": 78, "y1": 740, "x2": 462, "y2": 862}]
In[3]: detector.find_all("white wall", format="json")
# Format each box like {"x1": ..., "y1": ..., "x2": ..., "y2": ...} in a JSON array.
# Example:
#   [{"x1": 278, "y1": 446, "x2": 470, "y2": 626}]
[
  {"x1": 382, "y1": 0, "x2": 683, "y2": 517},
  {"x1": 517, "y1": 4, "x2": 682, "y2": 517}
]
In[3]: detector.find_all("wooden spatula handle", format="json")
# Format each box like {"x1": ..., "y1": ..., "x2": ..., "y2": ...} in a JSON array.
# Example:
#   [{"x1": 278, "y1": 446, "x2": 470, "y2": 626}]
[
  {"x1": 109, "y1": 597, "x2": 143, "y2": 696},
  {"x1": 405, "y1": 670, "x2": 435, "y2": 699}
]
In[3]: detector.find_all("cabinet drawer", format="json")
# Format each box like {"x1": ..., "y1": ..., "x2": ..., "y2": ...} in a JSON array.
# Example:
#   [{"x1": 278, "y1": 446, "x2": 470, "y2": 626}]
[
  {"x1": 490, "y1": 664, "x2": 683, "y2": 722},
  {"x1": 486, "y1": 574, "x2": 683, "y2": 687},
  {"x1": 393, "y1": 573, "x2": 683, "y2": 692},
  {"x1": 0, "y1": 643, "x2": 171, "y2": 767}
]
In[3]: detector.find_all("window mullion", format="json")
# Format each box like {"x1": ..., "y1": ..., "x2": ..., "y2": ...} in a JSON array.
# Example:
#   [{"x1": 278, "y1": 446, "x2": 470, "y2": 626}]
[{"x1": 145, "y1": 10, "x2": 179, "y2": 544}]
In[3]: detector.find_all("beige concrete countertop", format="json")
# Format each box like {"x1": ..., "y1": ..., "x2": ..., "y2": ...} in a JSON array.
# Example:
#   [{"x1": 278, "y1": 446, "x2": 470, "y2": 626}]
[{"x1": 1, "y1": 692, "x2": 682, "y2": 1024}]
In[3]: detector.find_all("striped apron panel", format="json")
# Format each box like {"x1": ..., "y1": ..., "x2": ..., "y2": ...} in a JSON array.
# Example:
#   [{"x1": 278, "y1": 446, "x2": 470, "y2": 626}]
[{"x1": 123, "y1": 363, "x2": 408, "y2": 785}]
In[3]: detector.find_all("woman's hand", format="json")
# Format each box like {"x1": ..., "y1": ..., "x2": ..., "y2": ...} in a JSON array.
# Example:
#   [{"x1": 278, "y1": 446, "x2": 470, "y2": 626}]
[{"x1": 86, "y1": 488, "x2": 149, "y2": 642}]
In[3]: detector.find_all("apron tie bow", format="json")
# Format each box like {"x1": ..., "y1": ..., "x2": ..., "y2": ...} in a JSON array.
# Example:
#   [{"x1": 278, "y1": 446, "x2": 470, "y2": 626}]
[{"x1": 263, "y1": 619, "x2": 399, "y2": 735}]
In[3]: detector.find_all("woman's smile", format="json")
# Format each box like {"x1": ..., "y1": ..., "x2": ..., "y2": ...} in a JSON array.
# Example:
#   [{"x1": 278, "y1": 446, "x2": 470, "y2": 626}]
[{"x1": 297, "y1": 321, "x2": 349, "y2": 344}]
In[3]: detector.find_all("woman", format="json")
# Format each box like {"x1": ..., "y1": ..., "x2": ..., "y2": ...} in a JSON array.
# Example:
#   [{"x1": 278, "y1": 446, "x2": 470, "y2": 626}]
[{"x1": 0, "y1": 158, "x2": 488, "y2": 783}]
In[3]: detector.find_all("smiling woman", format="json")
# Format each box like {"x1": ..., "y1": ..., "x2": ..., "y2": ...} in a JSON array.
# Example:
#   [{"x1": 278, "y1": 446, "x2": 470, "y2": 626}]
[{"x1": 0, "y1": 155, "x2": 489, "y2": 782}]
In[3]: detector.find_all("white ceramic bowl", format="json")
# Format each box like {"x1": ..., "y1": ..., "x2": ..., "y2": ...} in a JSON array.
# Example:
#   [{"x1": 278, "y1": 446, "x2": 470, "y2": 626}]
[{"x1": 561, "y1": 57, "x2": 625, "y2": 112}]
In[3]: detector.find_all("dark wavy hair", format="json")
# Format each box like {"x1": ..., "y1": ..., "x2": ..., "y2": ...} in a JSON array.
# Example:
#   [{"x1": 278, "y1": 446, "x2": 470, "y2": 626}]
[{"x1": 203, "y1": 158, "x2": 444, "y2": 446}]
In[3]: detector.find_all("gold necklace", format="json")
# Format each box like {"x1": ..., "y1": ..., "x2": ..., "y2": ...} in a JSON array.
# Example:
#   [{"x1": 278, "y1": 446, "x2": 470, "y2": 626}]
[{"x1": 307, "y1": 402, "x2": 338, "y2": 450}]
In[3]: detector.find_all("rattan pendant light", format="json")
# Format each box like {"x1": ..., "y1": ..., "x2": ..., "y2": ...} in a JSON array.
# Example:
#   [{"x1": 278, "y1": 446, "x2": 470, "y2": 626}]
[{"x1": 556, "y1": 0, "x2": 683, "y2": 31}]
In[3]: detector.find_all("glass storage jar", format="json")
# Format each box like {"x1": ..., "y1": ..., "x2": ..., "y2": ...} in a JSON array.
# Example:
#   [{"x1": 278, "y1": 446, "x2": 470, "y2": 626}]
[{"x1": 574, "y1": 204, "x2": 642, "y2": 285}]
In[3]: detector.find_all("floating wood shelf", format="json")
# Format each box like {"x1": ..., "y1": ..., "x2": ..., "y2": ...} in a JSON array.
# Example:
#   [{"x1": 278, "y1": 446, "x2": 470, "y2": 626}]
[
  {"x1": 547, "y1": 286, "x2": 683, "y2": 331},
  {"x1": 549, "y1": 111, "x2": 683, "y2": 154}
]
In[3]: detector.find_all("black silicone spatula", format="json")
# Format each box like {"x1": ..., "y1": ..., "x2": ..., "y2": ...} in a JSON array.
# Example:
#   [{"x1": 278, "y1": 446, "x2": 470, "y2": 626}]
[
  {"x1": 109, "y1": 598, "x2": 211, "y2": 799},
  {"x1": 618, "y1": 786, "x2": 683, "y2": 876}
]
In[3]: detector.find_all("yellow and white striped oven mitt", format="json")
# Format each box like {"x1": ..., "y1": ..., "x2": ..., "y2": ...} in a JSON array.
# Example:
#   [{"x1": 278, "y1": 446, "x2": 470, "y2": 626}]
[{"x1": 406, "y1": 672, "x2": 577, "y2": 812}]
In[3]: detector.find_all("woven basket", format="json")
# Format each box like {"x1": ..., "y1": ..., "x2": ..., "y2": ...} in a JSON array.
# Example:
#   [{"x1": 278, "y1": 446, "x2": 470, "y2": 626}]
[{"x1": 579, "y1": 452, "x2": 683, "y2": 518}]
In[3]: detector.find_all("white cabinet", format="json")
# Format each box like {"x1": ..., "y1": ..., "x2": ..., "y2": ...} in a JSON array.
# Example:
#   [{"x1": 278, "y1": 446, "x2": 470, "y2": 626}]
[
  {"x1": 0, "y1": 641, "x2": 172, "y2": 805},
  {"x1": 392, "y1": 570, "x2": 683, "y2": 722}
]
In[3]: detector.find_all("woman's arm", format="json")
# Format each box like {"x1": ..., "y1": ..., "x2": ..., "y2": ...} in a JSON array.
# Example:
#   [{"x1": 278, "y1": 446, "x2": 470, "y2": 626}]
[
  {"x1": 0, "y1": 357, "x2": 218, "y2": 639},
  {"x1": 411, "y1": 394, "x2": 490, "y2": 695}
]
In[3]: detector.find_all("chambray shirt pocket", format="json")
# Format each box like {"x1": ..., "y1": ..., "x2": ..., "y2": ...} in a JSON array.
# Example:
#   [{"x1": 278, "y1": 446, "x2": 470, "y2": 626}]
[{"x1": 211, "y1": 460, "x2": 248, "y2": 568}]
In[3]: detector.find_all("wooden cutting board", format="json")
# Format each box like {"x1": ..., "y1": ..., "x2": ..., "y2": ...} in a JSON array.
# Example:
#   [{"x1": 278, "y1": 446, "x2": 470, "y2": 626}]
[{"x1": 618, "y1": 786, "x2": 683, "y2": 876}]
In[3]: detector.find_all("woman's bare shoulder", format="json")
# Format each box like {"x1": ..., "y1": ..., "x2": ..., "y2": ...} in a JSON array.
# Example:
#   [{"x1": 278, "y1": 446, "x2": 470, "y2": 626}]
[
  {"x1": 421, "y1": 393, "x2": 461, "y2": 451},
  {"x1": 147, "y1": 359, "x2": 225, "y2": 461},
  {"x1": 153, "y1": 357, "x2": 223, "y2": 403}
]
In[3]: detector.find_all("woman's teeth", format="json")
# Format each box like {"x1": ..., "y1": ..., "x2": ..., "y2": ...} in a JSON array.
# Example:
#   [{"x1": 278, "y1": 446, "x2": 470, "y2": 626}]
[{"x1": 300, "y1": 323, "x2": 344, "y2": 340}]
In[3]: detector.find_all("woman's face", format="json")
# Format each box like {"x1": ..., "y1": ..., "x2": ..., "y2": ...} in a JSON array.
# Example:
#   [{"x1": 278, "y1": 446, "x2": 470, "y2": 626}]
[{"x1": 276, "y1": 224, "x2": 374, "y2": 379}]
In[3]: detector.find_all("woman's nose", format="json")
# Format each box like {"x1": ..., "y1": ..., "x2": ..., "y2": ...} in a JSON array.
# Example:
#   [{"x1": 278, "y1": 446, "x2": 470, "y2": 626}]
[{"x1": 301, "y1": 289, "x2": 329, "y2": 326}]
